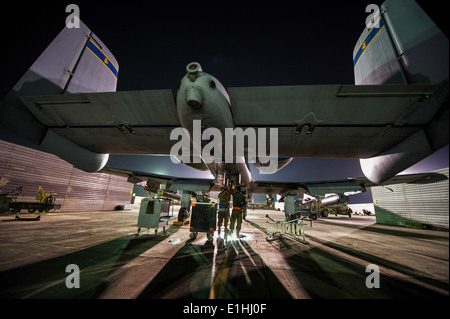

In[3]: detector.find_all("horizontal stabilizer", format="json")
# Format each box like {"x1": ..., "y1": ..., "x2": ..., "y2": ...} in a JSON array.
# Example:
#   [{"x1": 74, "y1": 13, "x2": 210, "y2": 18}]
[
  {"x1": 20, "y1": 90, "x2": 179, "y2": 154},
  {"x1": 229, "y1": 83, "x2": 444, "y2": 159}
]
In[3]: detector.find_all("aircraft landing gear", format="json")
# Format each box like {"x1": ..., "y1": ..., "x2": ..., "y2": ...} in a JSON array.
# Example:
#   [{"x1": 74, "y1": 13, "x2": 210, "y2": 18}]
[
  {"x1": 178, "y1": 207, "x2": 190, "y2": 222},
  {"x1": 178, "y1": 191, "x2": 191, "y2": 222}
]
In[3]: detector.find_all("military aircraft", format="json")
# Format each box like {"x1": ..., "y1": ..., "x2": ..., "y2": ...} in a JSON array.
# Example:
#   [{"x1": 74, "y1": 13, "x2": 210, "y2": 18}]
[{"x1": 0, "y1": 0, "x2": 448, "y2": 220}]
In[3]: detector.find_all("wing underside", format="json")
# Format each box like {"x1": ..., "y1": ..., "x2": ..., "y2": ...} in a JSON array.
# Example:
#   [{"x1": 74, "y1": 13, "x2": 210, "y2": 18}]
[
  {"x1": 228, "y1": 83, "x2": 446, "y2": 158},
  {"x1": 21, "y1": 83, "x2": 446, "y2": 160},
  {"x1": 21, "y1": 89, "x2": 179, "y2": 154},
  {"x1": 103, "y1": 163, "x2": 448, "y2": 197},
  {"x1": 248, "y1": 171, "x2": 448, "y2": 197}
]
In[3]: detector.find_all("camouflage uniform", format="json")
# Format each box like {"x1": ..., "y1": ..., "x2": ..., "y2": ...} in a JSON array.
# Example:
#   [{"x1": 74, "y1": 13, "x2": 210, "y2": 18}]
[
  {"x1": 229, "y1": 189, "x2": 246, "y2": 237},
  {"x1": 217, "y1": 188, "x2": 230, "y2": 235}
]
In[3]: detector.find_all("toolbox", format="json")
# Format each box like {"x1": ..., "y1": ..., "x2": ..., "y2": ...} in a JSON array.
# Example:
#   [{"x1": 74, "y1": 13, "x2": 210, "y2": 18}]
[{"x1": 189, "y1": 202, "x2": 217, "y2": 239}]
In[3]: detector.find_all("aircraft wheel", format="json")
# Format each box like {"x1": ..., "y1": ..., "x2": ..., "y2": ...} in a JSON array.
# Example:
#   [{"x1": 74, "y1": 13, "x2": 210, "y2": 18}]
[{"x1": 321, "y1": 209, "x2": 329, "y2": 218}]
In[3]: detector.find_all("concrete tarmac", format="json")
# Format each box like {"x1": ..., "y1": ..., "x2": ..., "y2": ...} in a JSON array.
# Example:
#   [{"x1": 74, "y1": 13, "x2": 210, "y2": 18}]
[{"x1": 0, "y1": 207, "x2": 448, "y2": 299}]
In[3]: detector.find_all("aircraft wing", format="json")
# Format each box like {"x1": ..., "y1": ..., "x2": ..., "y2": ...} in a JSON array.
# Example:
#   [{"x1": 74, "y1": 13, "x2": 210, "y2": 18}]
[
  {"x1": 248, "y1": 171, "x2": 448, "y2": 197},
  {"x1": 103, "y1": 165, "x2": 363, "y2": 196},
  {"x1": 101, "y1": 166, "x2": 216, "y2": 193},
  {"x1": 228, "y1": 83, "x2": 445, "y2": 159},
  {"x1": 21, "y1": 83, "x2": 445, "y2": 159},
  {"x1": 20, "y1": 90, "x2": 179, "y2": 154},
  {"x1": 103, "y1": 162, "x2": 447, "y2": 197},
  {"x1": 355, "y1": 171, "x2": 449, "y2": 188}
]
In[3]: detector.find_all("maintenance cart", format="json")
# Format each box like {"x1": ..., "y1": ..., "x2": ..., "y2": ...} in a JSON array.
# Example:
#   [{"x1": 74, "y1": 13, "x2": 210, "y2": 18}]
[
  {"x1": 0, "y1": 186, "x2": 61, "y2": 220},
  {"x1": 292, "y1": 200, "x2": 320, "y2": 221},
  {"x1": 189, "y1": 201, "x2": 217, "y2": 240},
  {"x1": 137, "y1": 197, "x2": 173, "y2": 235}
]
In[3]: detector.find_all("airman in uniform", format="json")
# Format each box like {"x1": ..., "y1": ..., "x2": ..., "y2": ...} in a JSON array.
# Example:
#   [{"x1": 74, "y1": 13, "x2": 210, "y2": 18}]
[
  {"x1": 229, "y1": 187, "x2": 246, "y2": 238},
  {"x1": 217, "y1": 186, "x2": 230, "y2": 236}
]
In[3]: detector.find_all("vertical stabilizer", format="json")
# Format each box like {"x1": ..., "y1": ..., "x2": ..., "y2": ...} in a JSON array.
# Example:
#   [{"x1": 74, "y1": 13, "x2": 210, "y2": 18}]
[
  {"x1": 353, "y1": 0, "x2": 448, "y2": 85},
  {"x1": 65, "y1": 31, "x2": 119, "y2": 93},
  {"x1": 356, "y1": 0, "x2": 449, "y2": 183},
  {"x1": 353, "y1": 8, "x2": 406, "y2": 85},
  {"x1": 0, "y1": 21, "x2": 118, "y2": 172}
]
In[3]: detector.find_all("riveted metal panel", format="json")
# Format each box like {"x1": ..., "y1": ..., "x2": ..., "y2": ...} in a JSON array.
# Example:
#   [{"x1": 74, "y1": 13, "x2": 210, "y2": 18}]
[{"x1": 353, "y1": 15, "x2": 404, "y2": 85}]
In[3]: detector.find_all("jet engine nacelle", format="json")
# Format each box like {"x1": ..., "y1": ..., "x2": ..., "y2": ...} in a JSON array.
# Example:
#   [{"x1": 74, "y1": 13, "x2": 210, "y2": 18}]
[
  {"x1": 41, "y1": 130, "x2": 109, "y2": 172},
  {"x1": 255, "y1": 157, "x2": 293, "y2": 173},
  {"x1": 359, "y1": 130, "x2": 440, "y2": 184}
]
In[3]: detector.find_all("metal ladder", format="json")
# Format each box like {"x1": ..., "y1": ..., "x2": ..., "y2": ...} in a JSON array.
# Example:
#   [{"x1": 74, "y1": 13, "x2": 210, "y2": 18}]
[{"x1": 265, "y1": 214, "x2": 308, "y2": 244}]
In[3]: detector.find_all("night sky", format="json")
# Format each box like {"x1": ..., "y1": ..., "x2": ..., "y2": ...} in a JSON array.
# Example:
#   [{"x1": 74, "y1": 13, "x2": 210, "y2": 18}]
[{"x1": 1, "y1": 1, "x2": 448, "y2": 204}]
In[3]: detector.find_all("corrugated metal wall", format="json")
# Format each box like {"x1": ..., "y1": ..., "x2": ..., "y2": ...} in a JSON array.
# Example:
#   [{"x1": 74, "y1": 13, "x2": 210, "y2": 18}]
[
  {"x1": 0, "y1": 140, "x2": 132, "y2": 212},
  {"x1": 372, "y1": 168, "x2": 449, "y2": 229}
]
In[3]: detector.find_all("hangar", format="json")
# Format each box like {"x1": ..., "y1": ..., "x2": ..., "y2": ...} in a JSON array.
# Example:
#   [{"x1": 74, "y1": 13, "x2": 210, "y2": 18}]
[
  {"x1": 0, "y1": 140, "x2": 132, "y2": 212},
  {"x1": 372, "y1": 168, "x2": 449, "y2": 230}
]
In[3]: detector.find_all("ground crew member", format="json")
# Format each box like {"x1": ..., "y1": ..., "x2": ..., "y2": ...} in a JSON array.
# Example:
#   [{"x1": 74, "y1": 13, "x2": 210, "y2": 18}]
[
  {"x1": 217, "y1": 186, "x2": 230, "y2": 236},
  {"x1": 229, "y1": 187, "x2": 246, "y2": 238}
]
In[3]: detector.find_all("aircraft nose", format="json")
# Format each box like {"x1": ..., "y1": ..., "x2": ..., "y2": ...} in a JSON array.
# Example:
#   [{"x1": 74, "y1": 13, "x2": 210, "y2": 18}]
[{"x1": 186, "y1": 87, "x2": 203, "y2": 108}]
